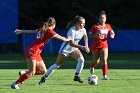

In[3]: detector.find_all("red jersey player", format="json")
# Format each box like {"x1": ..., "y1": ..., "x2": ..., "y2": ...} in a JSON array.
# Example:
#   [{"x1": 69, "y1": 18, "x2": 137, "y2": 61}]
[
  {"x1": 89, "y1": 11, "x2": 115, "y2": 80},
  {"x1": 11, "y1": 17, "x2": 70, "y2": 89}
]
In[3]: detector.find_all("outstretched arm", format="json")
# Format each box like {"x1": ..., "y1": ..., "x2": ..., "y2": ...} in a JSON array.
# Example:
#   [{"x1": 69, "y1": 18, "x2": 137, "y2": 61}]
[
  {"x1": 15, "y1": 29, "x2": 37, "y2": 35},
  {"x1": 53, "y1": 34, "x2": 71, "y2": 42}
]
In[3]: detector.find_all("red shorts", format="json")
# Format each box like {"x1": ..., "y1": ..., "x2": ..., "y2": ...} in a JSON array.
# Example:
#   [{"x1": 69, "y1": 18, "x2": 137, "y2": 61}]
[
  {"x1": 90, "y1": 41, "x2": 108, "y2": 52},
  {"x1": 24, "y1": 48, "x2": 42, "y2": 62},
  {"x1": 90, "y1": 47, "x2": 108, "y2": 52}
]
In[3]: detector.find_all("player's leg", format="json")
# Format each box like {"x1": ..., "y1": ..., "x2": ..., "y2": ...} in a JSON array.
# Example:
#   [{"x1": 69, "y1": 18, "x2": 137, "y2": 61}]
[
  {"x1": 35, "y1": 60, "x2": 47, "y2": 75},
  {"x1": 19, "y1": 55, "x2": 46, "y2": 76},
  {"x1": 71, "y1": 49, "x2": 84, "y2": 83},
  {"x1": 11, "y1": 58, "x2": 36, "y2": 89},
  {"x1": 39, "y1": 54, "x2": 66, "y2": 85},
  {"x1": 100, "y1": 48, "x2": 109, "y2": 80},
  {"x1": 90, "y1": 51, "x2": 100, "y2": 74}
]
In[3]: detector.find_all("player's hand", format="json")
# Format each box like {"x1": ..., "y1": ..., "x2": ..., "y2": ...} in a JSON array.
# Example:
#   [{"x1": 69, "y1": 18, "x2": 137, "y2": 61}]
[
  {"x1": 15, "y1": 29, "x2": 22, "y2": 35},
  {"x1": 68, "y1": 39, "x2": 73, "y2": 43},
  {"x1": 85, "y1": 47, "x2": 90, "y2": 53},
  {"x1": 110, "y1": 34, "x2": 115, "y2": 39},
  {"x1": 81, "y1": 46, "x2": 90, "y2": 53},
  {"x1": 98, "y1": 34, "x2": 105, "y2": 39}
]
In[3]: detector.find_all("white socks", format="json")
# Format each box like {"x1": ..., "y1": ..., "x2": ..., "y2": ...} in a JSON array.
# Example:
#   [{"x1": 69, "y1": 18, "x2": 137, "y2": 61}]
[
  {"x1": 75, "y1": 57, "x2": 84, "y2": 76},
  {"x1": 44, "y1": 64, "x2": 59, "y2": 78}
]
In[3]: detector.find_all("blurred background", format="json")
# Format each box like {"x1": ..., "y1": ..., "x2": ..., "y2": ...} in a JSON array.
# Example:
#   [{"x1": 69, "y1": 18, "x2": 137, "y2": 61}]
[{"x1": 0, "y1": 0, "x2": 140, "y2": 54}]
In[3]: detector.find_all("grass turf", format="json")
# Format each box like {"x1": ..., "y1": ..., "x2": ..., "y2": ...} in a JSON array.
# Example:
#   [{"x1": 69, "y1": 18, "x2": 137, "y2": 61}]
[
  {"x1": 0, "y1": 69, "x2": 140, "y2": 93},
  {"x1": 0, "y1": 52, "x2": 140, "y2": 93}
]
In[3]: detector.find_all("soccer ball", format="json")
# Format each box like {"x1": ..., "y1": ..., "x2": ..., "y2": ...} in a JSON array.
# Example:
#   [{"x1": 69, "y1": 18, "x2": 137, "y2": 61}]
[{"x1": 88, "y1": 75, "x2": 98, "y2": 85}]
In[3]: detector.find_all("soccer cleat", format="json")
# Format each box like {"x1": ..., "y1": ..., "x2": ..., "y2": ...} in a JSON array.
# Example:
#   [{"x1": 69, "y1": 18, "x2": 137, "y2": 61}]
[
  {"x1": 19, "y1": 71, "x2": 26, "y2": 77},
  {"x1": 11, "y1": 83, "x2": 20, "y2": 89},
  {"x1": 74, "y1": 76, "x2": 83, "y2": 83},
  {"x1": 90, "y1": 67, "x2": 94, "y2": 74},
  {"x1": 39, "y1": 76, "x2": 46, "y2": 85},
  {"x1": 103, "y1": 75, "x2": 109, "y2": 80}
]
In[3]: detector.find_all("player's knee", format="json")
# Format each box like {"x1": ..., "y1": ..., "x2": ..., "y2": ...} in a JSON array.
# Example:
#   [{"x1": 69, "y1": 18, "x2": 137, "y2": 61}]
[{"x1": 101, "y1": 59, "x2": 107, "y2": 64}]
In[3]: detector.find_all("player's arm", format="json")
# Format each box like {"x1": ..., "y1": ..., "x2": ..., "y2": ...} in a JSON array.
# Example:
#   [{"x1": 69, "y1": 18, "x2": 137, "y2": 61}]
[
  {"x1": 88, "y1": 31, "x2": 99, "y2": 38},
  {"x1": 15, "y1": 29, "x2": 37, "y2": 35},
  {"x1": 69, "y1": 39, "x2": 85, "y2": 49},
  {"x1": 110, "y1": 30, "x2": 115, "y2": 39},
  {"x1": 83, "y1": 35, "x2": 90, "y2": 53},
  {"x1": 88, "y1": 25, "x2": 98, "y2": 38},
  {"x1": 108, "y1": 24, "x2": 115, "y2": 39},
  {"x1": 53, "y1": 34, "x2": 71, "y2": 42},
  {"x1": 67, "y1": 36, "x2": 85, "y2": 51}
]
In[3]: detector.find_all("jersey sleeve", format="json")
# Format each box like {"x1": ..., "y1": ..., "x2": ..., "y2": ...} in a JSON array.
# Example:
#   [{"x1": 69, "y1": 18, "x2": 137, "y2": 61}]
[
  {"x1": 67, "y1": 28, "x2": 75, "y2": 41},
  {"x1": 47, "y1": 29, "x2": 57, "y2": 38},
  {"x1": 83, "y1": 28, "x2": 87, "y2": 36},
  {"x1": 89, "y1": 24, "x2": 96, "y2": 34},
  {"x1": 108, "y1": 24, "x2": 113, "y2": 32}
]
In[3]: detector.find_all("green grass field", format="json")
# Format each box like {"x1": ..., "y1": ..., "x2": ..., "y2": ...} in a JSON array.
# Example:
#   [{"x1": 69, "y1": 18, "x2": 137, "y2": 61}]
[{"x1": 0, "y1": 52, "x2": 140, "y2": 93}]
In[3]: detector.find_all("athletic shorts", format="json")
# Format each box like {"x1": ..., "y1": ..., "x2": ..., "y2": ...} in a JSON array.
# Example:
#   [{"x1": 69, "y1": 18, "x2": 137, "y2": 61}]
[
  {"x1": 59, "y1": 47, "x2": 78, "y2": 57},
  {"x1": 24, "y1": 48, "x2": 42, "y2": 62}
]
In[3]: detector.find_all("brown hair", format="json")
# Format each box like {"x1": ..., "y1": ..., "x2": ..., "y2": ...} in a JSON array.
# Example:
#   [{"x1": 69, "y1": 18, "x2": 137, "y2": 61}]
[
  {"x1": 41, "y1": 17, "x2": 56, "y2": 39},
  {"x1": 66, "y1": 15, "x2": 85, "y2": 29},
  {"x1": 98, "y1": 10, "x2": 106, "y2": 17}
]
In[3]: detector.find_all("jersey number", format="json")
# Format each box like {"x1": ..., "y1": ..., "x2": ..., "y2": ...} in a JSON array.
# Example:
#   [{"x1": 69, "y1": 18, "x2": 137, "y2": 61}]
[{"x1": 36, "y1": 31, "x2": 41, "y2": 39}]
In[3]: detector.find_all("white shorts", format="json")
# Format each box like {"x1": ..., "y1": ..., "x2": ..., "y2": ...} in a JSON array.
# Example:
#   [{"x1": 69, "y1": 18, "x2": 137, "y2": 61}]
[
  {"x1": 59, "y1": 48, "x2": 78, "y2": 57},
  {"x1": 59, "y1": 46, "x2": 78, "y2": 57}
]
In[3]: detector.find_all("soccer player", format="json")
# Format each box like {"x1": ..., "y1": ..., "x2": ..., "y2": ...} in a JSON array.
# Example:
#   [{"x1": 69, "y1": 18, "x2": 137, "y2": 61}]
[
  {"x1": 11, "y1": 17, "x2": 71, "y2": 89},
  {"x1": 39, "y1": 15, "x2": 90, "y2": 84},
  {"x1": 89, "y1": 10, "x2": 115, "y2": 80}
]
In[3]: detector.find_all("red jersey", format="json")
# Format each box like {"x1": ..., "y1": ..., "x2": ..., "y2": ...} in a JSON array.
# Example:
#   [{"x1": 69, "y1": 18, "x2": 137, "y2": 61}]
[
  {"x1": 24, "y1": 28, "x2": 57, "y2": 61},
  {"x1": 89, "y1": 23, "x2": 113, "y2": 51}
]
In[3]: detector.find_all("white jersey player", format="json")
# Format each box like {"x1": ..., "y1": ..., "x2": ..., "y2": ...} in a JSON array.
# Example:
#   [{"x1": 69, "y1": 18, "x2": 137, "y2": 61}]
[
  {"x1": 39, "y1": 16, "x2": 90, "y2": 84},
  {"x1": 59, "y1": 26, "x2": 87, "y2": 57}
]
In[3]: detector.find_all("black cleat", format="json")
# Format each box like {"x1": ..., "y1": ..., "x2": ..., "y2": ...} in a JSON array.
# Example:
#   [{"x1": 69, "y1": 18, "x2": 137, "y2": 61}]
[
  {"x1": 74, "y1": 76, "x2": 83, "y2": 83},
  {"x1": 39, "y1": 77, "x2": 46, "y2": 85}
]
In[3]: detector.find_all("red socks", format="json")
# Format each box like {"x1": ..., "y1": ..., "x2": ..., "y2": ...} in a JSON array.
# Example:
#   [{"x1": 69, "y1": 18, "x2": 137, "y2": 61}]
[
  {"x1": 102, "y1": 64, "x2": 108, "y2": 76},
  {"x1": 35, "y1": 68, "x2": 40, "y2": 75},
  {"x1": 35, "y1": 68, "x2": 44, "y2": 75},
  {"x1": 91, "y1": 62, "x2": 108, "y2": 76},
  {"x1": 15, "y1": 73, "x2": 29, "y2": 84}
]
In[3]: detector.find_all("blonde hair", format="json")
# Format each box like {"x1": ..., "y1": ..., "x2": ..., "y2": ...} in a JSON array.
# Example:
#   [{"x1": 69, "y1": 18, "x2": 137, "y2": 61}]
[{"x1": 66, "y1": 15, "x2": 85, "y2": 29}]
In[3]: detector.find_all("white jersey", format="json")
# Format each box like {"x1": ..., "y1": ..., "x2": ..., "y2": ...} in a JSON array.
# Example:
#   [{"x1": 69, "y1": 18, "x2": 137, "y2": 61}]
[{"x1": 59, "y1": 26, "x2": 87, "y2": 56}]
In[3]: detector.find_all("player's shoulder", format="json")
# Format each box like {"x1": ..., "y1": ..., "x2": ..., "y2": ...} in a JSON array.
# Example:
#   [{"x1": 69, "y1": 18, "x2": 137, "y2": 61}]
[
  {"x1": 91, "y1": 23, "x2": 99, "y2": 28},
  {"x1": 81, "y1": 28, "x2": 86, "y2": 33},
  {"x1": 69, "y1": 26, "x2": 76, "y2": 32},
  {"x1": 47, "y1": 28, "x2": 55, "y2": 32},
  {"x1": 105, "y1": 23, "x2": 111, "y2": 27}
]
